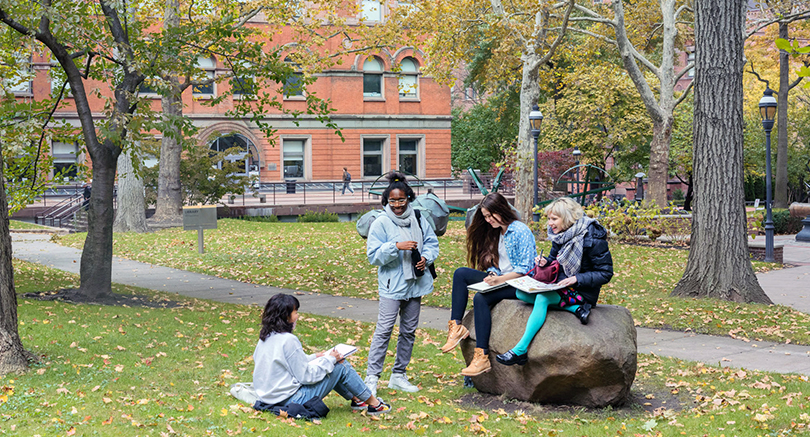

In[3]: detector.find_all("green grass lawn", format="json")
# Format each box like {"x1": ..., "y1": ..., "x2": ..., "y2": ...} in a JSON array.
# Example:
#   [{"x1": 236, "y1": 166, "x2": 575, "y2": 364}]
[
  {"x1": 55, "y1": 219, "x2": 810, "y2": 346},
  {"x1": 9, "y1": 220, "x2": 51, "y2": 230},
  {"x1": 3, "y1": 260, "x2": 809, "y2": 436}
]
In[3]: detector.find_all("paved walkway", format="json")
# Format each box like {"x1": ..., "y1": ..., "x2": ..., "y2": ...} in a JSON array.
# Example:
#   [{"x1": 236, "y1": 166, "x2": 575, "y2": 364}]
[{"x1": 11, "y1": 232, "x2": 810, "y2": 376}]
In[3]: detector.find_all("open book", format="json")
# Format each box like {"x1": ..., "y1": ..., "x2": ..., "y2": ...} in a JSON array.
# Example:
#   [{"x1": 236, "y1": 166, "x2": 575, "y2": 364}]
[
  {"x1": 468, "y1": 280, "x2": 509, "y2": 293},
  {"x1": 505, "y1": 276, "x2": 568, "y2": 294},
  {"x1": 332, "y1": 343, "x2": 358, "y2": 358}
]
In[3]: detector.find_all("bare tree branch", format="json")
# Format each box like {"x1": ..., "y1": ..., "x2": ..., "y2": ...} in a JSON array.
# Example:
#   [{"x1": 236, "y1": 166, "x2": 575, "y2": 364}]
[
  {"x1": 746, "y1": 60, "x2": 770, "y2": 89},
  {"x1": 673, "y1": 79, "x2": 694, "y2": 108}
]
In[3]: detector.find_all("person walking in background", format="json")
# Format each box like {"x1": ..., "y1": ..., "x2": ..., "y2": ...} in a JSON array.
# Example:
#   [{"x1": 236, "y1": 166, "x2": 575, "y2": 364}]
[
  {"x1": 82, "y1": 180, "x2": 92, "y2": 211},
  {"x1": 365, "y1": 172, "x2": 439, "y2": 395},
  {"x1": 440, "y1": 192, "x2": 537, "y2": 376},
  {"x1": 341, "y1": 167, "x2": 354, "y2": 195},
  {"x1": 252, "y1": 294, "x2": 391, "y2": 416},
  {"x1": 496, "y1": 197, "x2": 613, "y2": 366}
]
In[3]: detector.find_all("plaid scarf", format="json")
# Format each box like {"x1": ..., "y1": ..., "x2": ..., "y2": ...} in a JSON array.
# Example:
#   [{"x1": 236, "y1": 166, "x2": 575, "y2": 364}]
[{"x1": 548, "y1": 216, "x2": 595, "y2": 277}]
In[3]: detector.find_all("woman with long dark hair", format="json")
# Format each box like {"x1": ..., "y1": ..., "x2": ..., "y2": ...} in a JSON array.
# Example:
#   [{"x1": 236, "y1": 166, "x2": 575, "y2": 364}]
[
  {"x1": 440, "y1": 192, "x2": 537, "y2": 376},
  {"x1": 252, "y1": 294, "x2": 391, "y2": 415},
  {"x1": 364, "y1": 172, "x2": 439, "y2": 395}
]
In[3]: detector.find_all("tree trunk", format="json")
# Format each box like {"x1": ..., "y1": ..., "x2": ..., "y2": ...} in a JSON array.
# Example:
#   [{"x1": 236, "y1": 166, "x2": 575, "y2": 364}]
[
  {"x1": 671, "y1": 0, "x2": 772, "y2": 304},
  {"x1": 774, "y1": 22, "x2": 790, "y2": 209},
  {"x1": 0, "y1": 151, "x2": 29, "y2": 376},
  {"x1": 113, "y1": 151, "x2": 148, "y2": 233},
  {"x1": 648, "y1": 116, "x2": 674, "y2": 206},
  {"x1": 149, "y1": 0, "x2": 184, "y2": 227},
  {"x1": 79, "y1": 146, "x2": 118, "y2": 299},
  {"x1": 514, "y1": 54, "x2": 541, "y2": 222},
  {"x1": 150, "y1": 87, "x2": 184, "y2": 226}
]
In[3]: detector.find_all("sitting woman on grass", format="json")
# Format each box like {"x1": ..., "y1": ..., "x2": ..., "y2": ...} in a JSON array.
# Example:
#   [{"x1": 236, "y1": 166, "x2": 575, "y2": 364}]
[
  {"x1": 496, "y1": 197, "x2": 613, "y2": 366},
  {"x1": 252, "y1": 294, "x2": 391, "y2": 416}
]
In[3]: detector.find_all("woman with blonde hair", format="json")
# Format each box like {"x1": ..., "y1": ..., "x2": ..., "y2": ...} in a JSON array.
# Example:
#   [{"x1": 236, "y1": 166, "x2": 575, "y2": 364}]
[{"x1": 495, "y1": 197, "x2": 613, "y2": 366}]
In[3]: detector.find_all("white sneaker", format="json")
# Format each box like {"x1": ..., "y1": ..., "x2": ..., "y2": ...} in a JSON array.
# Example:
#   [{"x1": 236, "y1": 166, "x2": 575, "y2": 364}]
[
  {"x1": 388, "y1": 373, "x2": 419, "y2": 393},
  {"x1": 364, "y1": 375, "x2": 379, "y2": 397}
]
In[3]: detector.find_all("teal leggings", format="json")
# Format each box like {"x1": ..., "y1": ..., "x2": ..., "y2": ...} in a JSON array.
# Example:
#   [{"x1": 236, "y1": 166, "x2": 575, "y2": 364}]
[{"x1": 511, "y1": 290, "x2": 581, "y2": 355}]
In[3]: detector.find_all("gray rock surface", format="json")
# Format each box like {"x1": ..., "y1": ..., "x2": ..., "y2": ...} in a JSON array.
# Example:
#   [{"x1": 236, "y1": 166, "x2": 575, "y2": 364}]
[
  {"x1": 789, "y1": 203, "x2": 810, "y2": 218},
  {"x1": 460, "y1": 300, "x2": 637, "y2": 407}
]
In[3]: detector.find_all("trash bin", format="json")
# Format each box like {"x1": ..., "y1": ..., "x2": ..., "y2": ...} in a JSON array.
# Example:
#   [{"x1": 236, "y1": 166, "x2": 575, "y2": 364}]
[{"x1": 285, "y1": 179, "x2": 296, "y2": 194}]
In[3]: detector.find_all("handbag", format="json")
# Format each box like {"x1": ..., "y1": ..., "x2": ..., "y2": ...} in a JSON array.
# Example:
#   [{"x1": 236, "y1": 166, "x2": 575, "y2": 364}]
[{"x1": 529, "y1": 260, "x2": 560, "y2": 283}]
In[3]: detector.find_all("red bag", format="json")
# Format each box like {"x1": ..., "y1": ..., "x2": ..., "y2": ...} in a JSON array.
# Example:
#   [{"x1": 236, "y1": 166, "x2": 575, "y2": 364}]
[{"x1": 529, "y1": 260, "x2": 560, "y2": 283}]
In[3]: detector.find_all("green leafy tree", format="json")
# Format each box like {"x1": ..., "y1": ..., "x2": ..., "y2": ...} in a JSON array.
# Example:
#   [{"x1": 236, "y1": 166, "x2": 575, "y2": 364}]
[{"x1": 451, "y1": 90, "x2": 520, "y2": 174}]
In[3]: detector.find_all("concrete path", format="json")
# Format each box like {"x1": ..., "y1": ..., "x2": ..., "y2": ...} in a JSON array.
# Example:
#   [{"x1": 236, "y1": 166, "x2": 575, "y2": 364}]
[{"x1": 11, "y1": 232, "x2": 810, "y2": 376}]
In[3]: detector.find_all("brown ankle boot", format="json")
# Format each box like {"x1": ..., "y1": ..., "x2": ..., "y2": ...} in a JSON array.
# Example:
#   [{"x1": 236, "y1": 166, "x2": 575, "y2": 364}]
[
  {"x1": 440, "y1": 320, "x2": 469, "y2": 353},
  {"x1": 461, "y1": 348, "x2": 491, "y2": 376}
]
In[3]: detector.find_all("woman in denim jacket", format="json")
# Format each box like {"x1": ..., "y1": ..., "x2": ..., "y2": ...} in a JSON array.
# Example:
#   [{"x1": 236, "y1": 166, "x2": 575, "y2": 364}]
[
  {"x1": 440, "y1": 192, "x2": 537, "y2": 376},
  {"x1": 365, "y1": 172, "x2": 439, "y2": 395}
]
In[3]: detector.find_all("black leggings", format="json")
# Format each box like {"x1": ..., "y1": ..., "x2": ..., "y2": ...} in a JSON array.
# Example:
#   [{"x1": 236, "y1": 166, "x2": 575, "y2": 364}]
[{"x1": 450, "y1": 267, "x2": 518, "y2": 353}]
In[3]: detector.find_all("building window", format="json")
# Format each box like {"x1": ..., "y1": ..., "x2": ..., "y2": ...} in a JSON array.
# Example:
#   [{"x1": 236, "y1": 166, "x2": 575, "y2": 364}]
[
  {"x1": 464, "y1": 87, "x2": 476, "y2": 100},
  {"x1": 398, "y1": 57, "x2": 418, "y2": 98},
  {"x1": 52, "y1": 141, "x2": 79, "y2": 180},
  {"x1": 283, "y1": 139, "x2": 305, "y2": 178},
  {"x1": 361, "y1": 0, "x2": 383, "y2": 21},
  {"x1": 209, "y1": 133, "x2": 258, "y2": 175},
  {"x1": 363, "y1": 138, "x2": 385, "y2": 177},
  {"x1": 192, "y1": 57, "x2": 216, "y2": 96},
  {"x1": 230, "y1": 60, "x2": 255, "y2": 97},
  {"x1": 5, "y1": 54, "x2": 32, "y2": 95},
  {"x1": 283, "y1": 57, "x2": 304, "y2": 98},
  {"x1": 687, "y1": 51, "x2": 695, "y2": 78},
  {"x1": 398, "y1": 138, "x2": 418, "y2": 175},
  {"x1": 363, "y1": 57, "x2": 383, "y2": 98}
]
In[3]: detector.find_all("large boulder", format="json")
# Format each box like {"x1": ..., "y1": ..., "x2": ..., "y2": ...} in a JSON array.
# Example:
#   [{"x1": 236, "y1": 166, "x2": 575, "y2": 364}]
[
  {"x1": 789, "y1": 203, "x2": 810, "y2": 218},
  {"x1": 460, "y1": 300, "x2": 637, "y2": 408}
]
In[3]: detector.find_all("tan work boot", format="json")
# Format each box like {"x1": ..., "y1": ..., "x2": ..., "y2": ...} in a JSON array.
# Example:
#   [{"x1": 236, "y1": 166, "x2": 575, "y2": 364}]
[
  {"x1": 461, "y1": 348, "x2": 491, "y2": 376},
  {"x1": 440, "y1": 320, "x2": 469, "y2": 353}
]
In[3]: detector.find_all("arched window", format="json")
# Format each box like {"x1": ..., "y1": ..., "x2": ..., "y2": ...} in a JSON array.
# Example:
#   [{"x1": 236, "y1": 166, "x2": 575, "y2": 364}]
[
  {"x1": 283, "y1": 56, "x2": 304, "y2": 98},
  {"x1": 209, "y1": 134, "x2": 259, "y2": 176},
  {"x1": 398, "y1": 57, "x2": 418, "y2": 98},
  {"x1": 193, "y1": 57, "x2": 216, "y2": 96},
  {"x1": 363, "y1": 56, "x2": 383, "y2": 98}
]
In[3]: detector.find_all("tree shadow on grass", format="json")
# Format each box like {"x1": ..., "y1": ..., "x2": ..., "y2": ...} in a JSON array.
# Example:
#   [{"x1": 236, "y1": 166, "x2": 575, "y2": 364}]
[{"x1": 22, "y1": 288, "x2": 189, "y2": 309}]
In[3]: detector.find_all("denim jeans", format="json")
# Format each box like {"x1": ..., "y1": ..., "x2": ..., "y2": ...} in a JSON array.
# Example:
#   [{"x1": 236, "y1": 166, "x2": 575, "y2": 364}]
[{"x1": 283, "y1": 361, "x2": 371, "y2": 406}]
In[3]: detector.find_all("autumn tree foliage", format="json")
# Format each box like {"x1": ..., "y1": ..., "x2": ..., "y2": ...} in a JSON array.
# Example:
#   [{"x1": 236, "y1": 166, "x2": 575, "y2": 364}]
[
  {"x1": 671, "y1": 0, "x2": 772, "y2": 304},
  {"x1": 396, "y1": 0, "x2": 576, "y2": 221},
  {"x1": 567, "y1": 0, "x2": 695, "y2": 208}
]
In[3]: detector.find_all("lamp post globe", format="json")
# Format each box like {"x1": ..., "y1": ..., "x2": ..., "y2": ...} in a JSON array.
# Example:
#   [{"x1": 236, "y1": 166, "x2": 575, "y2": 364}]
[
  {"x1": 529, "y1": 105, "x2": 543, "y2": 221},
  {"x1": 759, "y1": 88, "x2": 777, "y2": 263}
]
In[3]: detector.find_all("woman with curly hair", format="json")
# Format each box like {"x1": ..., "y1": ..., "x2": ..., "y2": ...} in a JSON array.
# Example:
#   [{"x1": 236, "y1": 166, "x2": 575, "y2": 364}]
[
  {"x1": 440, "y1": 192, "x2": 537, "y2": 376},
  {"x1": 364, "y1": 172, "x2": 439, "y2": 395}
]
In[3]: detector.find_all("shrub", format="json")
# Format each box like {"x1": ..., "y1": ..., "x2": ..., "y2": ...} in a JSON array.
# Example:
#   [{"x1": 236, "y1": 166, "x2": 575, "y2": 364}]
[
  {"x1": 772, "y1": 209, "x2": 803, "y2": 235},
  {"x1": 239, "y1": 215, "x2": 279, "y2": 223},
  {"x1": 298, "y1": 211, "x2": 339, "y2": 222},
  {"x1": 583, "y1": 199, "x2": 690, "y2": 243},
  {"x1": 673, "y1": 188, "x2": 685, "y2": 201}
]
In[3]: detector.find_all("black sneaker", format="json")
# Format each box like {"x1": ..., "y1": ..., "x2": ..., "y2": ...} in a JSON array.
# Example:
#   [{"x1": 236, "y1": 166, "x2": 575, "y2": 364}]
[
  {"x1": 575, "y1": 303, "x2": 592, "y2": 325},
  {"x1": 495, "y1": 349, "x2": 528, "y2": 366},
  {"x1": 367, "y1": 398, "x2": 391, "y2": 415},
  {"x1": 350, "y1": 399, "x2": 368, "y2": 411}
]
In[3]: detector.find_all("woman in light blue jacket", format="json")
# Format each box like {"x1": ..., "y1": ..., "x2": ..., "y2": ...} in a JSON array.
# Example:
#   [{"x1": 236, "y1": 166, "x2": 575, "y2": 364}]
[{"x1": 364, "y1": 172, "x2": 439, "y2": 396}]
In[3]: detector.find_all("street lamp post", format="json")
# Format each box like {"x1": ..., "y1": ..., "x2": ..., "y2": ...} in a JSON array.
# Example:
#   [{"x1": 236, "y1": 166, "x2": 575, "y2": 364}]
[
  {"x1": 529, "y1": 105, "x2": 544, "y2": 222},
  {"x1": 759, "y1": 88, "x2": 777, "y2": 263}
]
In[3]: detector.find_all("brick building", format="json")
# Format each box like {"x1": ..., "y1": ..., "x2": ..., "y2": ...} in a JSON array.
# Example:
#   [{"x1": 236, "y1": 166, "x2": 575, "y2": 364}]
[{"x1": 10, "y1": 3, "x2": 453, "y2": 185}]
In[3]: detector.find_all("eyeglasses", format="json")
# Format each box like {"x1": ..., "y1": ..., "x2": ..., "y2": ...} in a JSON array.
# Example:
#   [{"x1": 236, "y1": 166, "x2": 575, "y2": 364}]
[{"x1": 388, "y1": 198, "x2": 408, "y2": 205}]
